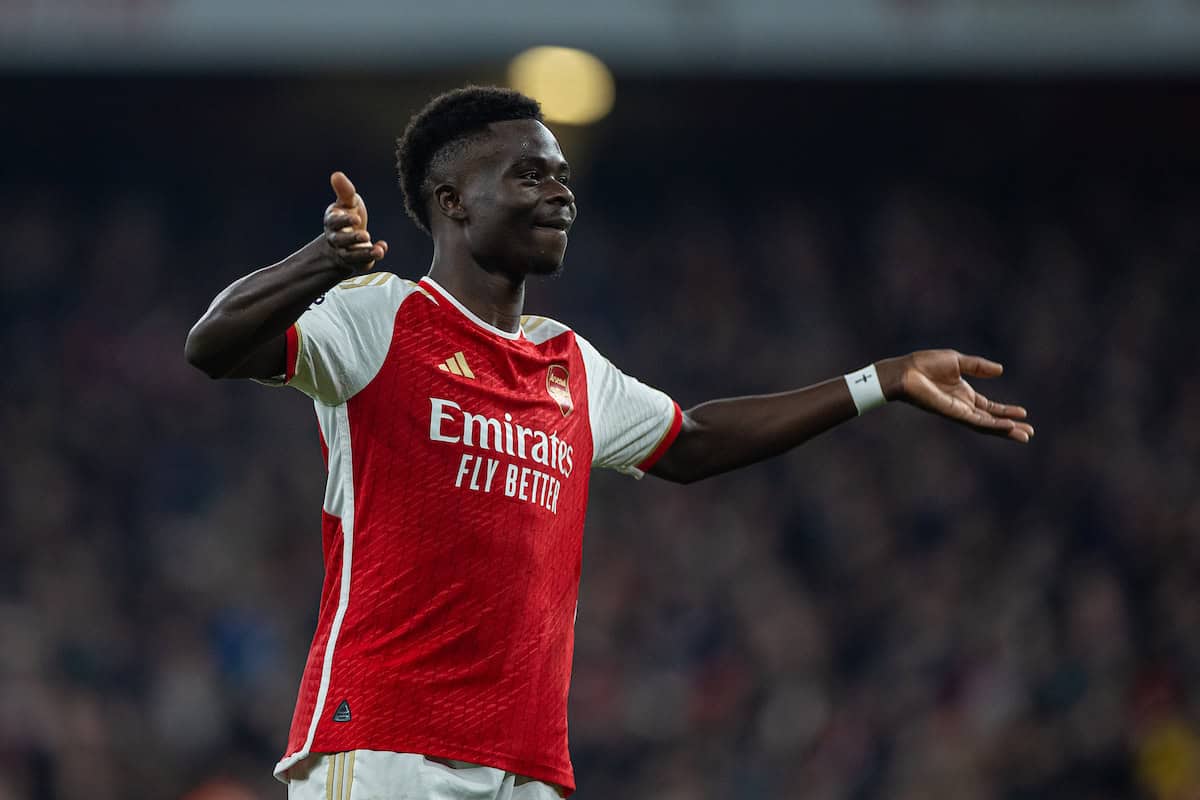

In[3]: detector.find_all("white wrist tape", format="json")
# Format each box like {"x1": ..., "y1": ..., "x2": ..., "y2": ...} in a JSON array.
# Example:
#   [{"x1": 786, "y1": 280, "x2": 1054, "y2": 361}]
[{"x1": 844, "y1": 364, "x2": 887, "y2": 415}]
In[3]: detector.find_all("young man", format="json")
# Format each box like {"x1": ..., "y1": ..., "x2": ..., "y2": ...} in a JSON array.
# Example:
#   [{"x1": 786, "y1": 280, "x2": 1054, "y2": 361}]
[{"x1": 185, "y1": 87, "x2": 1032, "y2": 799}]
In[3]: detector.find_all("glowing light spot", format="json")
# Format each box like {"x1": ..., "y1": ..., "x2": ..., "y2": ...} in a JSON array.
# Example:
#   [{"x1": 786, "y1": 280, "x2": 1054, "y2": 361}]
[{"x1": 508, "y1": 46, "x2": 615, "y2": 126}]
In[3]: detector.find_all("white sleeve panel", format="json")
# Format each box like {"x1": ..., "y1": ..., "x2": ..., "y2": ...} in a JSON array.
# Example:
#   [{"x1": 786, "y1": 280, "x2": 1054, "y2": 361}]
[
  {"x1": 575, "y1": 333, "x2": 680, "y2": 478},
  {"x1": 286, "y1": 273, "x2": 412, "y2": 406}
]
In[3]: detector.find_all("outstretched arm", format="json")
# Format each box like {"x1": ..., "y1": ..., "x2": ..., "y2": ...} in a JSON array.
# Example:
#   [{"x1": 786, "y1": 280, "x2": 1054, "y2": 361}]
[
  {"x1": 649, "y1": 350, "x2": 1033, "y2": 484},
  {"x1": 184, "y1": 172, "x2": 388, "y2": 379}
]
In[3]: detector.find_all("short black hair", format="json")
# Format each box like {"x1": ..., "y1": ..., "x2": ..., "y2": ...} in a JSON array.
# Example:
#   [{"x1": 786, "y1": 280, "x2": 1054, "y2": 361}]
[{"x1": 396, "y1": 86, "x2": 543, "y2": 235}]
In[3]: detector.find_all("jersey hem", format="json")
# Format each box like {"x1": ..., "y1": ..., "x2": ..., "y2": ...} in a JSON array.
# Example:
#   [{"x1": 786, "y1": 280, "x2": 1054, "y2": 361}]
[{"x1": 274, "y1": 741, "x2": 575, "y2": 796}]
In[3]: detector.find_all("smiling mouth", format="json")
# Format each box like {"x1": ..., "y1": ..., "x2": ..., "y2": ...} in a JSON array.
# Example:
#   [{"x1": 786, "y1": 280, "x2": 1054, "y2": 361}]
[{"x1": 534, "y1": 220, "x2": 571, "y2": 232}]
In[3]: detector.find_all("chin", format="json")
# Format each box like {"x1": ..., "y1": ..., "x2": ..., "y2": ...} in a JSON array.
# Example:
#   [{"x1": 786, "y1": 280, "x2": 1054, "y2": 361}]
[
  {"x1": 527, "y1": 251, "x2": 567, "y2": 277},
  {"x1": 529, "y1": 260, "x2": 565, "y2": 277}
]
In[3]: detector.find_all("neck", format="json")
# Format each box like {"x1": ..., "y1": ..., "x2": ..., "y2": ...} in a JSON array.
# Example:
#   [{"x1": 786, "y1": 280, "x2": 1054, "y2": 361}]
[{"x1": 427, "y1": 239, "x2": 526, "y2": 334}]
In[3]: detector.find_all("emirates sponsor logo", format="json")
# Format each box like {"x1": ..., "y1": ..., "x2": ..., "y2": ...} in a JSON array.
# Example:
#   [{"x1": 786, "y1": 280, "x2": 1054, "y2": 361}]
[
  {"x1": 429, "y1": 397, "x2": 574, "y2": 515},
  {"x1": 546, "y1": 364, "x2": 573, "y2": 416},
  {"x1": 428, "y1": 398, "x2": 574, "y2": 478}
]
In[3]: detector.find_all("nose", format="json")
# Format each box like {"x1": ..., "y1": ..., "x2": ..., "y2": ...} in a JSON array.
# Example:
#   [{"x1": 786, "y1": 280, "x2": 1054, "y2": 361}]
[{"x1": 547, "y1": 179, "x2": 574, "y2": 208}]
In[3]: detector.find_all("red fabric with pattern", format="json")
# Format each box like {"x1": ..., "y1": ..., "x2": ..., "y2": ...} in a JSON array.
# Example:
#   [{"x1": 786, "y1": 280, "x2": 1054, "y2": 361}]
[{"x1": 282, "y1": 287, "x2": 600, "y2": 794}]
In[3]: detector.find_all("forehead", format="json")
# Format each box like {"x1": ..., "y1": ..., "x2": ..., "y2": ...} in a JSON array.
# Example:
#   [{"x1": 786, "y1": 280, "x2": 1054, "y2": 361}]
[{"x1": 479, "y1": 119, "x2": 565, "y2": 165}]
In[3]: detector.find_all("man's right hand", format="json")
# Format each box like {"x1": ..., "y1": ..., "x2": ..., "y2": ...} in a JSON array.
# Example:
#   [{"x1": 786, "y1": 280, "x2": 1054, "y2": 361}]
[
  {"x1": 323, "y1": 171, "x2": 388, "y2": 274},
  {"x1": 186, "y1": 172, "x2": 390, "y2": 380}
]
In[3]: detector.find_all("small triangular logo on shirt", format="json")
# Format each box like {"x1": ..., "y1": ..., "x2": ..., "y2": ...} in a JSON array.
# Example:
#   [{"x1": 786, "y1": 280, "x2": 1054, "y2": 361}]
[
  {"x1": 332, "y1": 700, "x2": 352, "y2": 722},
  {"x1": 437, "y1": 351, "x2": 476, "y2": 379}
]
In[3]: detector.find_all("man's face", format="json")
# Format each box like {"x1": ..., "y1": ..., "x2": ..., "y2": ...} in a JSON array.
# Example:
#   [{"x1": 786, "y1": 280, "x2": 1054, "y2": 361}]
[{"x1": 457, "y1": 119, "x2": 577, "y2": 277}]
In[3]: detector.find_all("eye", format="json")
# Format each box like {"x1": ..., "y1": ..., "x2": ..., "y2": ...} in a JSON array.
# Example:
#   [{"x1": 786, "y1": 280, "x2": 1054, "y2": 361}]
[
  {"x1": 558, "y1": 174, "x2": 570, "y2": 186},
  {"x1": 520, "y1": 170, "x2": 539, "y2": 182}
]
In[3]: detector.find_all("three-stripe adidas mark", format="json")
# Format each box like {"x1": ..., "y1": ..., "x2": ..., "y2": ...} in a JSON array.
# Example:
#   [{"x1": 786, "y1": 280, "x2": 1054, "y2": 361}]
[{"x1": 438, "y1": 351, "x2": 475, "y2": 379}]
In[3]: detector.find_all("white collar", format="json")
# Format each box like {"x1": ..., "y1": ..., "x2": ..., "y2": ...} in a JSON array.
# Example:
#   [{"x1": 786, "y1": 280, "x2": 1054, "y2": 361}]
[{"x1": 419, "y1": 276, "x2": 524, "y2": 341}]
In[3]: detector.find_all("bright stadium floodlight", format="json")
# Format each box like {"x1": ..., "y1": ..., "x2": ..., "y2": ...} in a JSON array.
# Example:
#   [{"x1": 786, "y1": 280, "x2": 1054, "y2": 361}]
[{"x1": 507, "y1": 46, "x2": 615, "y2": 126}]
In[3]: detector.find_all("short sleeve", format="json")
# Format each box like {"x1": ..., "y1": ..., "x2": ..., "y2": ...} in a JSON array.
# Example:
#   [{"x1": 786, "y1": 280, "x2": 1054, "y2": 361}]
[
  {"x1": 576, "y1": 333, "x2": 683, "y2": 478},
  {"x1": 256, "y1": 272, "x2": 410, "y2": 406}
]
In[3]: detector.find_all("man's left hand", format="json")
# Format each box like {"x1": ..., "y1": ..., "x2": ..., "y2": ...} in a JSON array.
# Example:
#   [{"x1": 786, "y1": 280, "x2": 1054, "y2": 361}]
[{"x1": 877, "y1": 350, "x2": 1034, "y2": 443}]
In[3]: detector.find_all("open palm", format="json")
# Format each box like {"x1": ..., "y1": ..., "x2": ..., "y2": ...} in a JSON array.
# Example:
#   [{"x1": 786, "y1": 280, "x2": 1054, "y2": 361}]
[{"x1": 898, "y1": 350, "x2": 1034, "y2": 442}]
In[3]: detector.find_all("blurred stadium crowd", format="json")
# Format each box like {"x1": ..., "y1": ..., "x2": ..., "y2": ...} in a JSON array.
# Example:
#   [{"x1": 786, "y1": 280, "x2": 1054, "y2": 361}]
[{"x1": 1, "y1": 78, "x2": 1198, "y2": 800}]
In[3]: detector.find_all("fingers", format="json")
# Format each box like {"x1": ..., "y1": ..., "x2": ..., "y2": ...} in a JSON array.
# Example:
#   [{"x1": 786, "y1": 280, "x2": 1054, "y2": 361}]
[
  {"x1": 930, "y1": 379, "x2": 1009, "y2": 431},
  {"x1": 357, "y1": 240, "x2": 387, "y2": 261},
  {"x1": 964, "y1": 407, "x2": 1015, "y2": 434},
  {"x1": 972, "y1": 390, "x2": 1034, "y2": 442},
  {"x1": 992, "y1": 421, "x2": 1034, "y2": 443},
  {"x1": 338, "y1": 237, "x2": 387, "y2": 259},
  {"x1": 973, "y1": 392, "x2": 1028, "y2": 420},
  {"x1": 914, "y1": 373, "x2": 1034, "y2": 444},
  {"x1": 1010, "y1": 422, "x2": 1035, "y2": 442},
  {"x1": 965, "y1": 403, "x2": 1035, "y2": 443},
  {"x1": 956, "y1": 391, "x2": 1035, "y2": 440},
  {"x1": 331, "y1": 240, "x2": 387, "y2": 266},
  {"x1": 322, "y1": 172, "x2": 382, "y2": 271},
  {"x1": 325, "y1": 209, "x2": 362, "y2": 231},
  {"x1": 325, "y1": 219, "x2": 387, "y2": 265},
  {"x1": 326, "y1": 229, "x2": 370, "y2": 249},
  {"x1": 909, "y1": 358, "x2": 1034, "y2": 444},
  {"x1": 977, "y1": 415, "x2": 1034, "y2": 441},
  {"x1": 330, "y1": 171, "x2": 358, "y2": 208},
  {"x1": 957, "y1": 353, "x2": 1004, "y2": 379},
  {"x1": 325, "y1": 172, "x2": 368, "y2": 232}
]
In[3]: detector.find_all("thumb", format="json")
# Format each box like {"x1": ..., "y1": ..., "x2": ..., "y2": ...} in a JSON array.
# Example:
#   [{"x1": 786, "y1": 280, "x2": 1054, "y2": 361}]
[
  {"x1": 330, "y1": 171, "x2": 359, "y2": 208},
  {"x1": 957, "y1": 353, "x2": 1004, "y2": 379}
]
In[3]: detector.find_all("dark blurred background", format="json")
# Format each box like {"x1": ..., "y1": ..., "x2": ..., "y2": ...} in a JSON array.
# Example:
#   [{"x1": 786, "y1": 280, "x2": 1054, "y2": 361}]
[{"x1": 3, "y1": 3, "x2": 1200, "y2": 799}]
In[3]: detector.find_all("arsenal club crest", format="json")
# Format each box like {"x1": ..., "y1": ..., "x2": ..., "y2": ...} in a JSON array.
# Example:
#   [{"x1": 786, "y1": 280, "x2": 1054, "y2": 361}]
[{"x1": 546, "y1": 364, "x2": 573, "y2": 416}]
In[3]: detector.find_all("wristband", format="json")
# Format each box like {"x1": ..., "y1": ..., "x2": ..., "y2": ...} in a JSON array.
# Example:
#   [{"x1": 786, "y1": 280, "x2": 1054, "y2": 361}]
[{"x1": 844, "y1": 364, "x2": 887, "y2": 415}]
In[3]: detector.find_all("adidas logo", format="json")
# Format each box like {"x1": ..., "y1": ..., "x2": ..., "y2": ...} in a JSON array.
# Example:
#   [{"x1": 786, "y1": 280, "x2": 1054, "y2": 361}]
[
  {"x1": 332, "y1": 700, "x2": 352, "y2": 722},
  {"x1": 438, "y1": 351, "x2": 476, "y2": 379}
]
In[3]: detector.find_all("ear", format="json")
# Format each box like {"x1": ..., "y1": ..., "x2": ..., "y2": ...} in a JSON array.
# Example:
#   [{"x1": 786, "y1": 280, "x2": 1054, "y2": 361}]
[{"x1": 433, "y1": 183, "x2": 468, "y2": 223}]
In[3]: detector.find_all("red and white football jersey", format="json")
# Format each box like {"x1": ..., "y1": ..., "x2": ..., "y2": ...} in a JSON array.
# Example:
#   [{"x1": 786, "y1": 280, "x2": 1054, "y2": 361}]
[{"x1": 260, "y1": 274, "x2": 682, "y2": 795}]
